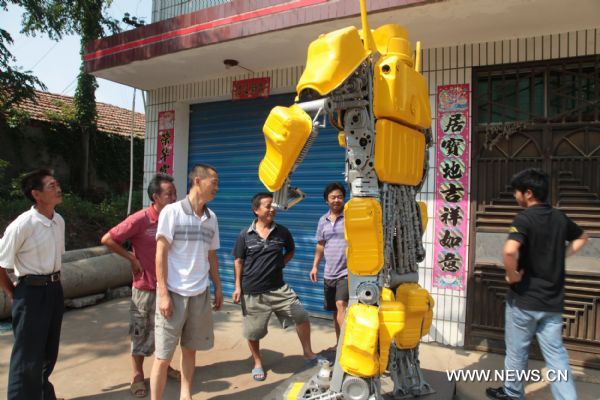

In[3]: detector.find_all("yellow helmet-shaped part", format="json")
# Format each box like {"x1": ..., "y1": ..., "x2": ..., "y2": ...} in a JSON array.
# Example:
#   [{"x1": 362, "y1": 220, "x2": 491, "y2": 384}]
[
  {"x1": 296, "y1": 26, "x2": 370, "y2": 96},
  {"x1": 373, "y1": 24, "x2": 413, "y2": 61}
]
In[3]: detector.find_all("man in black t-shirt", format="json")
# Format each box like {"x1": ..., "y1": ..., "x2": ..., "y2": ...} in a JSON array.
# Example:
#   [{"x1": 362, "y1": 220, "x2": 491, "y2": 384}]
[
  {"x1": 486, "y1": 169, "x2": 588, "y2": 400},
  {"x1": 232, "y1": 192, "x2": 322, "y2": 382}
]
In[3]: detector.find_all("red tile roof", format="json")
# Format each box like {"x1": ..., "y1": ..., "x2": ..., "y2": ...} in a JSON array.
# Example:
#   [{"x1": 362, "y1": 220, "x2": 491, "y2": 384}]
[{"x1": 16, "y1": 90, "x2": 145, "y2": 138}]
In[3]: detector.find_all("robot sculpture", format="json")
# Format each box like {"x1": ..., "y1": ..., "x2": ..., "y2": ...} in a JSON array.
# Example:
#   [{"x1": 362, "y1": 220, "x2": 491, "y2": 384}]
[{"x1": 259, "y1": 1, "x2": 434, "y2": 399}]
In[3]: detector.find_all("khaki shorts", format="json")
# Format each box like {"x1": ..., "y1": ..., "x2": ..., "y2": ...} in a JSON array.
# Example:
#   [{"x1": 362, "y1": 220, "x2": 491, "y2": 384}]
[
  {"x1": 130, "y1": 287, "x2": 156, "y2": 356},
  {"x1": 242, "y1": 284, "x2": 309, "y2": 341},
  {"x1": 154, "y1": 289, "x2": 214, "y2": 360}
]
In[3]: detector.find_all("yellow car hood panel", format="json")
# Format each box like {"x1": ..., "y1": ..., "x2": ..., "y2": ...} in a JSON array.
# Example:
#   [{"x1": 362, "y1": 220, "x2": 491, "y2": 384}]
[{"x1": 297, "y1": 26, "x2": 370, "y2": 96}]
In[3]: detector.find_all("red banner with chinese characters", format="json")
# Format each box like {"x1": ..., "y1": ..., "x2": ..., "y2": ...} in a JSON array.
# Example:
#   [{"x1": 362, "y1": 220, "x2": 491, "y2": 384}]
[
  {"x1": 232, "y1": 77, "x2": 270, "y2": 100},
  {"x1": 432, "y1": 84, "x2": 471, "y2": 291},
  {"x1": 156, "y1": 110, "x2": 175, "y2": 175}
]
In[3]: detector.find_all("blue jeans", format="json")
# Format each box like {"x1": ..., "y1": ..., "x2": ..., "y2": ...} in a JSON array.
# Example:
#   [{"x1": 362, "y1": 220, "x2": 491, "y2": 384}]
[{"x1": 503, "y1": 298, "x2": 576, "y2": 400}]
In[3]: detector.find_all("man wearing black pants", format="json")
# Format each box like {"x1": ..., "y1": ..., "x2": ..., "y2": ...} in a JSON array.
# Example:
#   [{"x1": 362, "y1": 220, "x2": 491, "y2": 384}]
[{"x1": 0, "y1": 169, "x2": 65, "y2": 400}]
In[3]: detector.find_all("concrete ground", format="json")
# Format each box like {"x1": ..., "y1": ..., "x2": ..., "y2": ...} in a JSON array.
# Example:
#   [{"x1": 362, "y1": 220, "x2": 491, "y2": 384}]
[{"x1": 1, "y1": 299, "x2": 599, "y2": 399}]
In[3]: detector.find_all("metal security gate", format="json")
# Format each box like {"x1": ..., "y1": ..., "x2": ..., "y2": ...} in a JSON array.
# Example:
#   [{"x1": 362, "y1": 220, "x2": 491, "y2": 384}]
[
  {"x1": 472, "y1": 55, "x2": 600, "y2": 233},
  {"x1": 466, "y1": 55, "x2": 600, "y2": 367},
  {"x1": 188, "y1": 94, "x2": 344, "y2": 315}
]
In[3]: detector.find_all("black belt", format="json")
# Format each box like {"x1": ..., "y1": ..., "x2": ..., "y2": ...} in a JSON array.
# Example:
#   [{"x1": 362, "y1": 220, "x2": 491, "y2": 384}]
[{"x1": 18, "y1": 272, "x2": 61, "y2": 286}]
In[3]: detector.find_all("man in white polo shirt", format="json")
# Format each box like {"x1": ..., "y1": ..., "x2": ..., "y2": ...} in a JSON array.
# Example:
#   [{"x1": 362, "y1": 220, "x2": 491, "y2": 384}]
[
  {"x1": 0, "y1": 169, "x2": 65, "y2": 400},
  {"x1": 150, "y1": 163, "x2": 224, "y2": 400}
]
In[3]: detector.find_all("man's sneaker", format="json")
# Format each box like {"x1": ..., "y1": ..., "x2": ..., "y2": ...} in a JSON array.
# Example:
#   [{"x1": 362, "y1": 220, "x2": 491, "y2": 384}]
[{"x1": 486, "y1": 386, "x2": 519, "y2": 400}]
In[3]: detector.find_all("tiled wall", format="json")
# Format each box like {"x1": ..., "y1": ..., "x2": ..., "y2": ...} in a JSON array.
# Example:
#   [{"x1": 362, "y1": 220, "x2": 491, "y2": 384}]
[
  {"x1": 152, "y1": 0, "x2": 232, "y2": 22},
  {"x1": 143, "y1": 27, "x2": 600, "y2": 347}
]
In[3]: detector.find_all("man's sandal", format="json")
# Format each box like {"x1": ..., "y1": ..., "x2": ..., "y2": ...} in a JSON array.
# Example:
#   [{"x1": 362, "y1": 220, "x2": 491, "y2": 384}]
[
  {"x1": 252, "y1": 367, "x2": 266, "y2": 381},
  {"x1": 130, "y1": 380, "x2": 147, "y2": 398},
  {"x1": 167, "y1": 366, "x2": 181, "y2": 381}
]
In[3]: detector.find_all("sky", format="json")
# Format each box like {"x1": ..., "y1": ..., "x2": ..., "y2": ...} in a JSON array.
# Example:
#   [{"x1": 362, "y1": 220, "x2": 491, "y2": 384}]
[{"x1": 1, "y1": 0, "x2": 152, "y2": 112}]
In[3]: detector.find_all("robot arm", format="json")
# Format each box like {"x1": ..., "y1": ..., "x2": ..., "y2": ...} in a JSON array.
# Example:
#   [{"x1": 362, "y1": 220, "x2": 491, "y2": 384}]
[
  {"x1": 259, "y1": 99, "x2": 330, "y2": 210},
  {"x1": 259, "y1": 13, "x2": 372, "y2": 210}
]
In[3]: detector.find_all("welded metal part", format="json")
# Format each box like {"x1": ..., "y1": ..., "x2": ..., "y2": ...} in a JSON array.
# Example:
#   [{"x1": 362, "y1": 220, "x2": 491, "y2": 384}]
[
  {"x1": 342, "y1": 377, "x2": 370, "y2": 400},
  {"x1": 292, "y1": 360, "x2": 343, "y2": 400},
  {"x1": 344, "y1": 107, "x2": 373, "y2": 173},
  {"x1": 356, "y1": 282, "x2": 380, "y2": 305},
  {"x1": 388, "y1": 346, "x2": 435, "y2": 399},
  {"x1": 316, "y1": 360, "x2": 333, "y2": 390},
  {"x1": 315, "y1": 62, "x2": 378, "y2": 199},
  {"x1": 272, "y1": 180, "x2": 306, "y2": 210},
  {"x1": 292, "y1": 381, "x2": 343, "y2": 400},
  {"x1": 347, "y1": 274, "x2": 379, "y2": 303},
  {"x1": 386, "y1": 271, "x2": 419, "y2": 288},
  {"x1": 297, "y1": 98, "x2": 331, "y2": 114}
]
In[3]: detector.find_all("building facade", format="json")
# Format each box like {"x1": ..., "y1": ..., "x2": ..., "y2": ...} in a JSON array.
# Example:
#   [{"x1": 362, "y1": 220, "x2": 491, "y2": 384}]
[{"x1": 85, "y1": 0, "x2": 600, "y2": 366}]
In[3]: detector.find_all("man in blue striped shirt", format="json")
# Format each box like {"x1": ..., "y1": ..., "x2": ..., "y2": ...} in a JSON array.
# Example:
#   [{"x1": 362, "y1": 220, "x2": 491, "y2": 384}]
[{"x1": 310, "y1": 182, "x2": 349, "y2": 349}]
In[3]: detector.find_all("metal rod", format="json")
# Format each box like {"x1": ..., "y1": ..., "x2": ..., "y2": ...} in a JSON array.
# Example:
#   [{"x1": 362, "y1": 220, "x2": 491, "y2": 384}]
[
  {"x1": 415, "y1": 41, "x2": 422, "y2": 72},
  {"x1": 297, "y1": 98, "x2": 328, "y2": 113},
  {"x1": 127, "y1": 88, "x2": 136, "y2": 215},
  {"x1": 359, "y1": 0, "x2": 376, "y2": 52}
]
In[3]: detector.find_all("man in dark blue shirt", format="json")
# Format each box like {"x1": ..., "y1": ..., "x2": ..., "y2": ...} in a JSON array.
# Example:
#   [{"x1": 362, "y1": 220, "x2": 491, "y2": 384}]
[
  {"x1": 232, "y1": 192, "x2": 321, "y2": 382},
  {"x1": 486, "y1": 168, "x2": 588, "y2": 400}
]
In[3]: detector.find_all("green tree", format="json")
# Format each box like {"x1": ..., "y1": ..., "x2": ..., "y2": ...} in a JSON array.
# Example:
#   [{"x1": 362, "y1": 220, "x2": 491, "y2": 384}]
[
  {"x1": 2, "y1": 0, "x2": 119, "y2": 195},
  {"x1": 0, "y1": 6, "x2": 45, "y2": 122}
]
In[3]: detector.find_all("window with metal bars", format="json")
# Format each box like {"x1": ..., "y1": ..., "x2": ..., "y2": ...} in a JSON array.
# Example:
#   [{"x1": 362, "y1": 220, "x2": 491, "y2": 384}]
[{"x1": 475, "y1": 55, "x2": 599, "y2": 125}]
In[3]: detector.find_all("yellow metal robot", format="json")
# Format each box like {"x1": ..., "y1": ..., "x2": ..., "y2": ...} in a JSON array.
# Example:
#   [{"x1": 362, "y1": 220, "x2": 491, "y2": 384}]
[{"x1": 258, "y1": 1, "x2": 434, "y2": 399}]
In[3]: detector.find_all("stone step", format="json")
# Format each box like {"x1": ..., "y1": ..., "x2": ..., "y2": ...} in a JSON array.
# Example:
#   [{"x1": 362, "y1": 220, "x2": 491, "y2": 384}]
[
  {"x1": 558, "y1": 199, "x2": 600, "y2": 207},
  {"x1": 477, "y1": 211, "x2": 600, "y2": 222},
  {"x1": 559, "y1": 185, "x2": 592, "y2": 192},
  {"x1": 560, "y1": 192, "x2": 599, "y2": 199}
]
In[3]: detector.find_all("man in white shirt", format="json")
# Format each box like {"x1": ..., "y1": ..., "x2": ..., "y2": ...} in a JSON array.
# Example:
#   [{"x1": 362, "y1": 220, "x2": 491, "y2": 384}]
[
  {"x1": 0, "y1": 169, "x2": 65, "y2": 400},
  {"x1": 150, "y1": 163, "x2": 224, "y2": 400}
]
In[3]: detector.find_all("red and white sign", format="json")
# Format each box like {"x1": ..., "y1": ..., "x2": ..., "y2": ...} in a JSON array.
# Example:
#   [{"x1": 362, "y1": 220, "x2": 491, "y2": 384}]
[
  {"x1": 232, "y1": 77, "x2": 271, "y2": 100},
  {"x1": 432, "y1": 84, "x2": 471, "y2": 291},
  {"x1": 156, "y1": 110, "x2": 175, "y2": 174}
]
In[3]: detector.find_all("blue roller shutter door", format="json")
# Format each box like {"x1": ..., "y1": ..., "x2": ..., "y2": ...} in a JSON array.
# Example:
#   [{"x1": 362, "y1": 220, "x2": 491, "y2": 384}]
[{"x1": 188, "y1": 94, "x2": 344, "y2": 315}]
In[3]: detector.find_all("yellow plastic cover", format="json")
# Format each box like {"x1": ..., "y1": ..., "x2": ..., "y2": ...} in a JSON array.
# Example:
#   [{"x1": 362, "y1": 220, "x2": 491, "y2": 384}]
[
  {"x1": 373, "y1": 54, "x2": 431, "y2": 129},
  {"x1": 373, "y1": 24, "x2": 412, "y2": 62},
  {"x1": 378, "y1": 290, "x2": 405, "y2": 374},
  {"x1": 344, "y1": 198, "x2": 384, "y2": 275},
  {"x1": 296, "y1": 26, "x2": 369, "y2": 96},
  {"x1": 339, "y1": 304, "x2": 379, "y2": 377},
  {"x1": 418, "y1": 201, "x2": 428, "y2": 232},
  {"x1": 337, "y1": 132, "x2": 346, "y2": 148},
  {"x1": 374, "y1": 119, "x2": 425, "y2": 185},
  {"x1": 394, "y1": 284, "x2": 434, "y2": 349},
  {"x1": 381, "y1": 287, "x2": 395, "y2": 302},
  {"x1": 259, "y1": 104, "x2": 312, "y2": 192}
]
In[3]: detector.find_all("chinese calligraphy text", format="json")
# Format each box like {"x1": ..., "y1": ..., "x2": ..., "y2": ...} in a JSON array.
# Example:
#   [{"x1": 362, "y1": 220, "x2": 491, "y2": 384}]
[{"x1": 433, "y1": 84, "x2": 471, "y2": 290}]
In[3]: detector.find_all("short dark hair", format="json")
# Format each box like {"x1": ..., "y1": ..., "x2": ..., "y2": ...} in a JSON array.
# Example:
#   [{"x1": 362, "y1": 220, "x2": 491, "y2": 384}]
[
  {"x1": 188, "y1": 163, "x2": 217, "y2": 188},
  {"x1": 21, "y1": 168, "x2": 54, "y2": 203},
  {"x1": 251, "y1": 192, "x2": 273, "y2": 212},
  {"x1": 147, "y1": 173, "x2": 174, "y2": 202},
  {"x1": 510, "y1": 168, "x2": 549, "y2": 202},
  {"x1": 323, "y1": 182, "x2": 346, "y2": 201}
]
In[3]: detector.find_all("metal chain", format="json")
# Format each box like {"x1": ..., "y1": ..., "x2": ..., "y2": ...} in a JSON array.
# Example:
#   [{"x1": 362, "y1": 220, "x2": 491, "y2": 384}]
[{"x1": 382, "y1": 184, "x2": 426, "y2": 284}]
